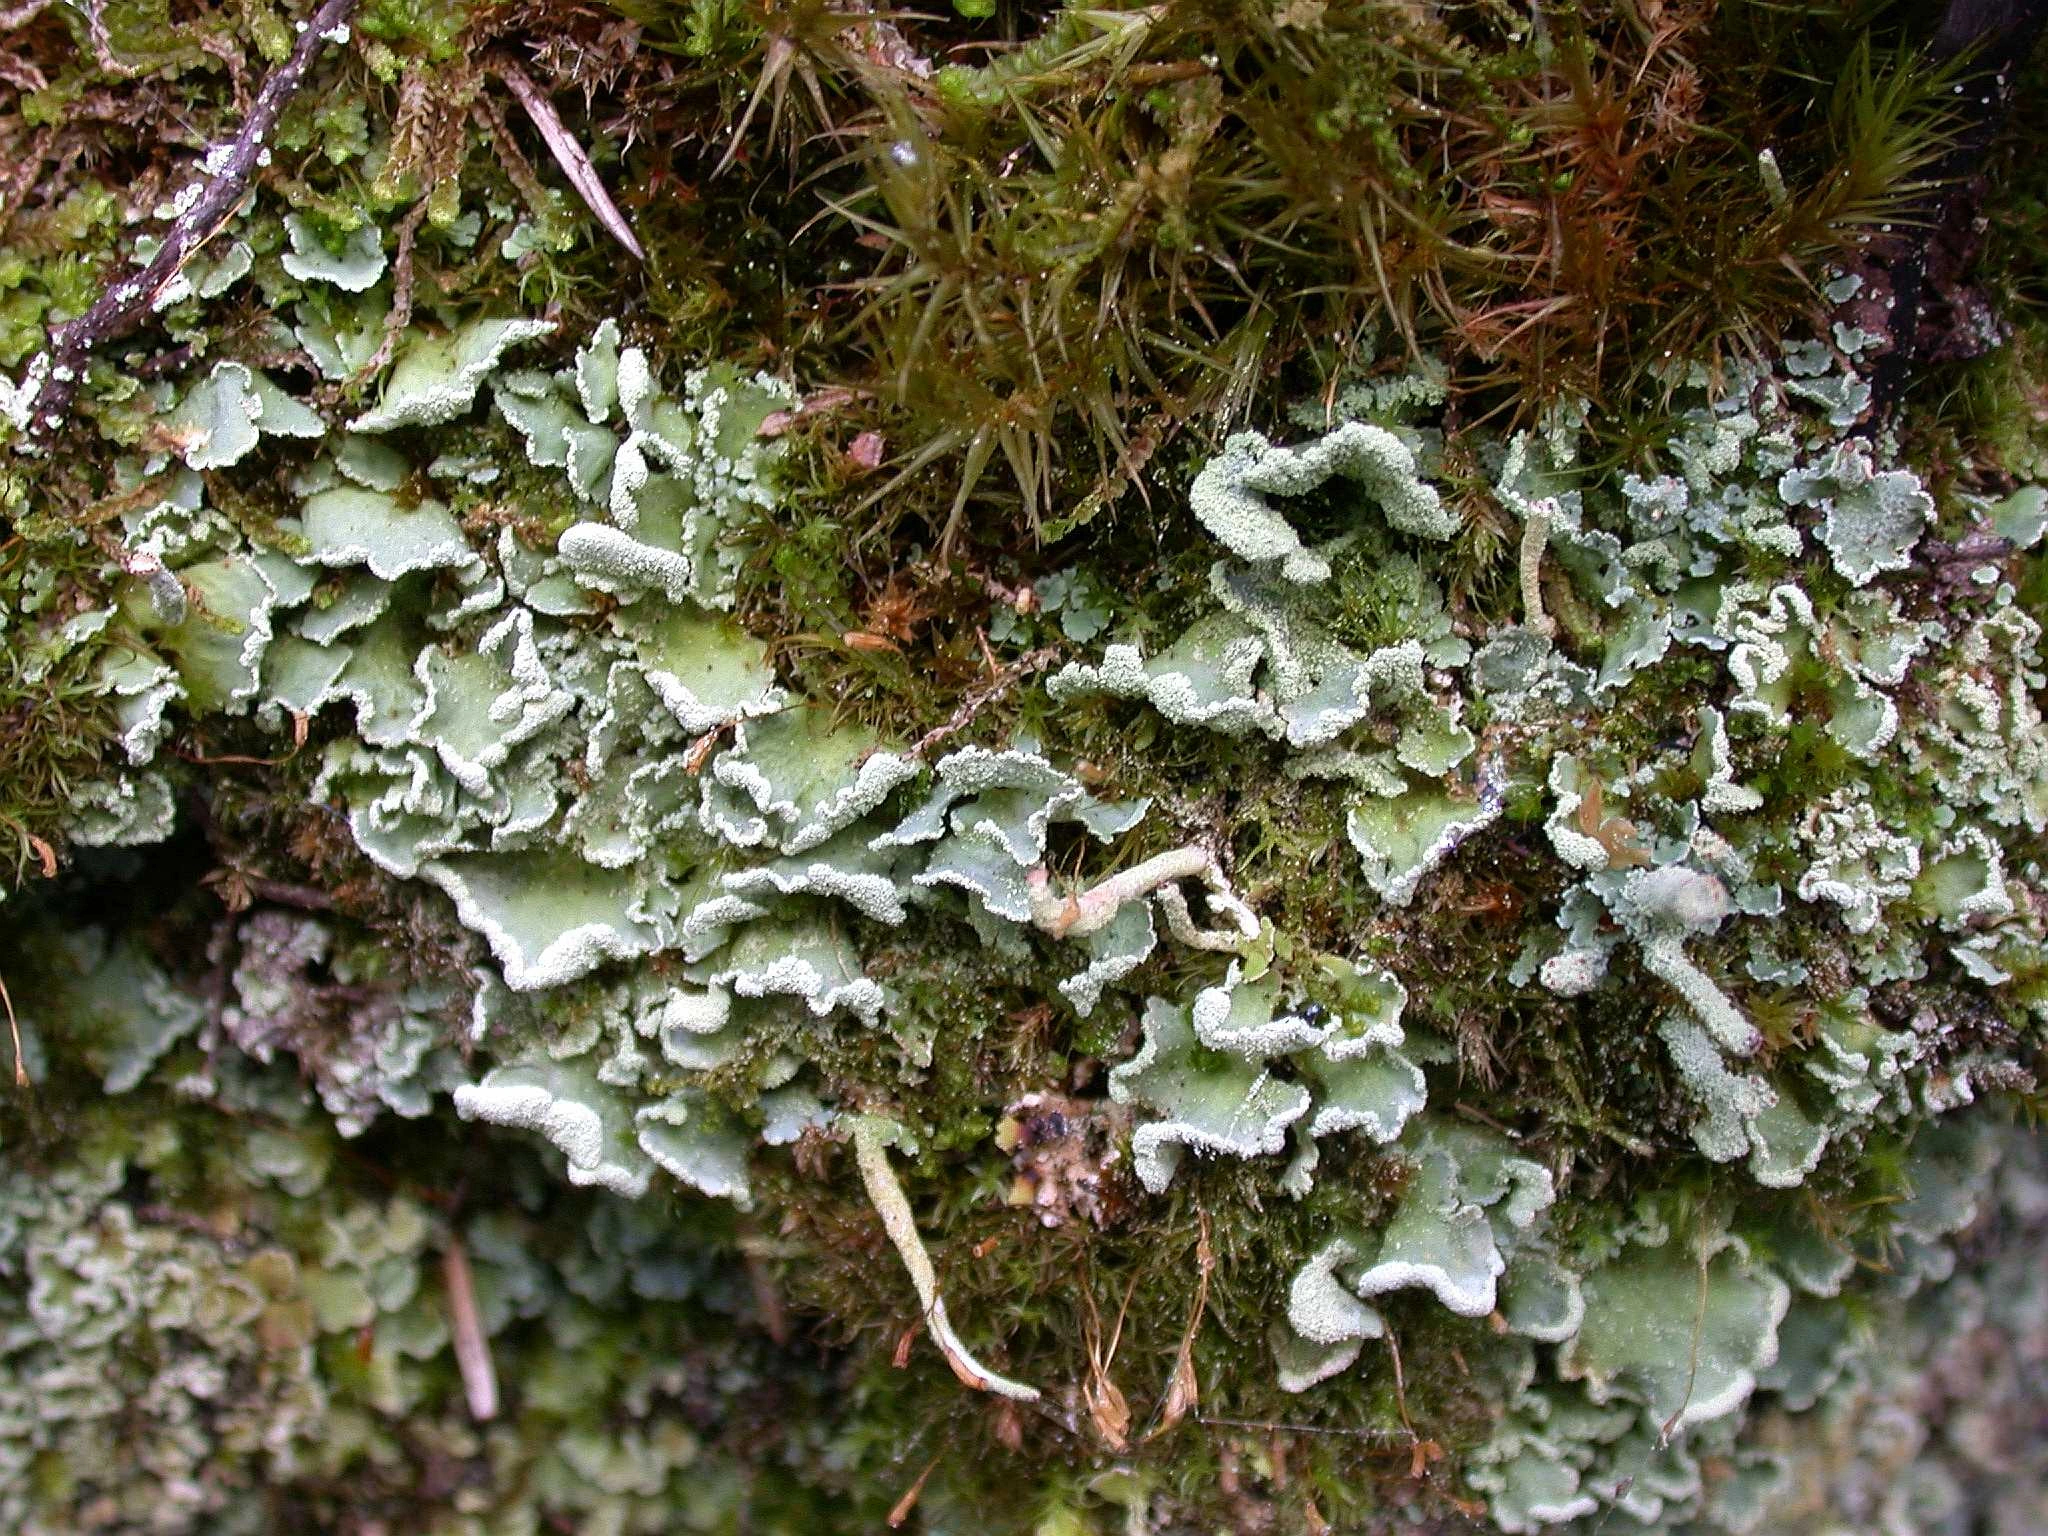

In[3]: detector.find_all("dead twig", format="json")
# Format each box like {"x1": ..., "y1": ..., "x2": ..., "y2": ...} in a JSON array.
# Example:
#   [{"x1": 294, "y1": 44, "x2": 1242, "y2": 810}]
[
  {"x1": 1385, "y1": 1326, "x2": 1417, "y2": 1444},
  {"x1": 441, "y1": 1232, "x2": 500, "y2": 1421},
  {"x1": 490, "y1": 58, "x2": 643, "y2": 261},
  {"x1": 737, "y1": 1223, "x2": 791, "y2": 1346},
  {"x1": 907, "y1": 644, "x2": 1059, "y2": 761},
  {"x1": 6, "y1": 0, "x2": 361, "y2": 444},
  {"x1": 1191, "y1": 1415, "x2": 1411, "y2": 1440},
  {"x1": 1, "y1": 969, "x2": 25, "y2": 1088},
  {"x1": 1657, "y1": 1247, "x2": 1714, "y2": 1446},
  {"x1": 352, "y1": 199, "x2": 428, "y2": 384},
  {"x1": 244, "y1": 875, "x2": 335, "y2": 912}
]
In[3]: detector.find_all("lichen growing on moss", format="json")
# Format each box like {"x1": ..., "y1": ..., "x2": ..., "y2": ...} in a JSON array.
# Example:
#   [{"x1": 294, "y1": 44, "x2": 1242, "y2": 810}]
[{"x1": 2, "y1": 2, "x2": 2047, "y2": 1532}]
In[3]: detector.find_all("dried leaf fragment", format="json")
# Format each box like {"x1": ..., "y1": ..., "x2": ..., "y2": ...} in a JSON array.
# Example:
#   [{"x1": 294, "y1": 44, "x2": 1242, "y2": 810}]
[
  {"x1": 887, "y1": 1457, "x2": 940, "y2": 1528},
  {"x1": 1147, "y1": 1210, "x2": 1213, "y2": 1440},
  {"x1": 1082, "y1": 1278, "x2": 1134, "y2": 1451}
]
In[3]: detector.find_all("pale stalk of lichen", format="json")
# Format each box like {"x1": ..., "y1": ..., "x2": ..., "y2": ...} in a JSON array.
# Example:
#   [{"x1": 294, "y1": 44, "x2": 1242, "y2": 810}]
[
  {"x1": 1639, "y1": 932, "x2": 1760, "y2": 1057},
  {"x1": 441, "y1": 1234, "x2": 499, "y2": 1421},
  {"x1": 851, "y1": 1117, "x2": 1041, "y2": 1403},
  {"x1": 1027, "y1": 846, "x2": 1257, "y2": 949},
  {"x1": 1154, "y1": 880, "x2": 1258, "y2": 951},
  {"x1": 1519, "y1": 501, "x2": 1557, "y2": 639}
]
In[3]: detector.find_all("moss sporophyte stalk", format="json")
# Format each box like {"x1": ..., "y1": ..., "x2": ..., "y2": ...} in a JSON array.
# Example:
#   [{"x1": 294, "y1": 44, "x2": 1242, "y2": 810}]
[{"x1": 3, "y1": 2, "x2": 2047, "y2": 1532}]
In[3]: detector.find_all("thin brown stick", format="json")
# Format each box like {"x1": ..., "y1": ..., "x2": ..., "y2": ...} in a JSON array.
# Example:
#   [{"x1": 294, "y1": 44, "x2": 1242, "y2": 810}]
[
  {"x1": 1121, "y1": 60, "x2": 1212, "y2": 87},
  {"x1": 242, "y1": 876, "x2": 335, "y2": 912},
  {"x1": 442, "y1": 1233, "x2": 500, "y2": 1421},
  {"x1": 907, "y1": 645, "x2": 1059, "y2": 761},
  {"x1": 1, "y1": 969, "x2": 25, "y2": 1088},
  {"x1": 352, "y1": 199, "x2": 428, "y2": 384},
  {"x1": 1191, "y1": 1415, "x2": 1411, "y2": 1440},
  {"x1": 8, "y1": 0, "x2": 361, "y2": 444},
  {"x1": 1385, "y1": 1327, "x2": 1417, "y2": 1444},
  {"x1": 490, "y1": 59, "x2": 644, "y2": 261},
  {"x1": 171, "y1": 743, "x2": 302, "y2": 767},
  {"x1": 739, "y1": 1224, "x2": 791, "y2": 1346},
  {"x1": 1081, "y1": 1271, "x2": 1135, "y2": 1450}
]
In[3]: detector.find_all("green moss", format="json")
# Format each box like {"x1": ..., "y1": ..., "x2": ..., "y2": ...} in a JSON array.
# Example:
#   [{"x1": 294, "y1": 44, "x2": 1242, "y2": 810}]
[
  {"x1": 3, "y1": 4, "x2": 2048, "y2": 1530},
  {"x1": 354, "y1": 0, "x2": 473, "y2": 63}
]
